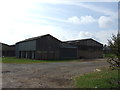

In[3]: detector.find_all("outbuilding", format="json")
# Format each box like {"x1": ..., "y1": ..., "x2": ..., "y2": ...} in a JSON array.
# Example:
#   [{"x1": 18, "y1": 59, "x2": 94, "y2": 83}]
[
  {"x1": 16, "y1": 34, "x2": 77, "y2": 60},
  {"x1": 66, "y1": 38, "x2": 103, "y2": 59},
  {"x1": 0, "y1": 43, "x2": 15, "y2": 57}
]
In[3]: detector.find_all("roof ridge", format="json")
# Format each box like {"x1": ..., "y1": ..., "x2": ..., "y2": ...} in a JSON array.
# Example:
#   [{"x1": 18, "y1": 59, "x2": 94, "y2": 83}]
[
  {"x1": 65, "y1": 38, "x2": 103, "y2": 45},
  {"x1": 65, "y1": 38, "x2": 93, "y2": 42},
  {"x1": 16, "y1": 34, "x2": 52, "y2": 44}
]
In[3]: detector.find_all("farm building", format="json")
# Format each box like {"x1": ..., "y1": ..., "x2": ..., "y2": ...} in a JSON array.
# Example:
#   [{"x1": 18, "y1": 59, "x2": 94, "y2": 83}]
[
  {"x1": 0, "y1": 43, "x2": 1, "y2": 57},
  {"x1": 0, "y1": 43, "x2": 15, "y2": 57},
  {"x1": 15, "y1": 34, "x2": 77, "y2": 60},
  {"x1": 65, "y1": 38, "x2": 103, "y2": 59}
]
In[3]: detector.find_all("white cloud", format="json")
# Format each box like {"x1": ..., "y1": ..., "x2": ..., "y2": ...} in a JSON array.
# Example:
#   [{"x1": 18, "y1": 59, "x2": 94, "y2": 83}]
[
  {"x1": 27, "y1": 14, "x2": 67, "y2": 23},
  {"x1": 32, "y1": 15, "x2": 116, "y2": 29},
  {"x1": 94, "y1": 29, "x2": 118, "y2": 44},
  {"x1": 0, "y1": 21, "x2": 72, "y2": 45},
  {"x1": 78, "y1": 31, "x2": 94, "y2": 39},
  {"x1": 0, "y1": 18, "x2": 117, "y2": 45},
  {"x1": 80, "y1": 16, "x2": 96, "y2": 24},
  {"x1": 0, "y1": 0, "x2": 118, "y2": 45},
  {"x1": 75, "y1": 30, "x2": 118, "y2": 44},
  {"x1": 68, "y1": 16, "x2": 80, "y2": 24},
  {"x1": 33, "y1": 1, "x2": 118, "y2": 18},
  {"x1": 98, "y1": 16, "x2": 114, "y2": 28},
  {"x1": 68, "y1": 16, "x2": 96, "y2": 24}
]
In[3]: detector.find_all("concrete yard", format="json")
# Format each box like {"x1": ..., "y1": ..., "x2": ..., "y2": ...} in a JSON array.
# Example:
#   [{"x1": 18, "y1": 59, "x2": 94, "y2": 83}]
[{"x1": 2, "y1": 59, "x2": 109, "y2": 88}]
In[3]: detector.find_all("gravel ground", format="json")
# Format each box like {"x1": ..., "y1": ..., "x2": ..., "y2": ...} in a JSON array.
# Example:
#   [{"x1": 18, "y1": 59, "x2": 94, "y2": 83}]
[{"x1": 2, "y1": 59, "x2": 109, "y2": 88}]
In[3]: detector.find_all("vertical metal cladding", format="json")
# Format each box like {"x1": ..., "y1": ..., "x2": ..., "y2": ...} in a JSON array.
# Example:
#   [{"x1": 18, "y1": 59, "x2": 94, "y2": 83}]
[
  {"x1": 59, "y1": 43, "x2": 77, "y2": 59},
  {"x1": 65, "y1": 39, "x2": 103, "y2": 59},
  {"x1": 16, "y1": 40, "x2": 36, "y2": 59},
  {"x1": 15, "y1": 44, "x2": 19, "y2": 58},
  {"x1": 36, "y1": 35, "x2": 62, "y2": 60},
  {"x1": 15, "y1": 34, "x2": 103, "y2": 60},
  {"x1": 1, "y1": 43, "x2": 15, "y2": 57},
  {"x1": 16, "y1": 34, "x2": 78, "y2": 60},
  {"x1": 0, "y1": 43, "x2": 2, "y2": 57}
]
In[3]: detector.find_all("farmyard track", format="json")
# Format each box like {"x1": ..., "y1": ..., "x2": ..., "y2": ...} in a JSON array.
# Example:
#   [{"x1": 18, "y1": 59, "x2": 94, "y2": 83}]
[{"x1": 2, "y1": 59, "x2": 109, "y2": 88}]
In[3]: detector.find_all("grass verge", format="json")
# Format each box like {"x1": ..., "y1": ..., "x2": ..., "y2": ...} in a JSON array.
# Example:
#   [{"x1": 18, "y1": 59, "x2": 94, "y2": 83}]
[
  {"x1": 74, "y1": 67, "x2": 119, "y2": 88},
  {"x1": 1, "y1": 57, "x2": 86, "y2": 64}
]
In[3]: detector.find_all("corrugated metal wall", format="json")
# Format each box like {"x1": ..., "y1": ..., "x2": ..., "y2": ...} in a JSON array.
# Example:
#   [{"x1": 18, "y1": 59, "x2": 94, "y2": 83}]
[
  {"x1": 36, "y1": 35, "x2": 60, "y2": 60},
  {"x1": 60, "y1": 48, "x2": 77, "y2": 59},
  {"x1": 35, "y1": 51, "x2": 59, "y2": 60},
  {"x1": 36, "y1": 35, "x2": 60, "y2": 51},
  {"x1": 2, "y1": 44, "x2": 15, "y2": 57},
  {"x1": 16, "y1": 40, "x2": 36, "y2": 59},
  {"x1": 0, "y1": 43, "x2": 2, "y2": 57},
  {"x1": 15, "y1": 44, "x2": 19, "y2": 58},
  {"x1": 78, "y1": 40, "x2": 103, "y2": 59},
  {"x1": 66, "y1": 39, "x2": 103, "y2": 59},
  {"x1": 18, "y1": 40, "x2": 36, "y2": 51}
]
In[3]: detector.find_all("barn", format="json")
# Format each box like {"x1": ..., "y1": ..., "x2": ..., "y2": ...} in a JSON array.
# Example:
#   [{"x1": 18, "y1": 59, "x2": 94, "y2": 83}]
[
  {"x1": 0, "y1": 43, "x2": 15, "y2": 57},
  {"x1": 0, "y1": 43, "x2": 1, "y2": 57},
  {"x1": 15, "y1": 34, "x2": 77, "y2": 60},
  {"x1": 66, "y1": 38, "x2": 103, "y2": 59}
]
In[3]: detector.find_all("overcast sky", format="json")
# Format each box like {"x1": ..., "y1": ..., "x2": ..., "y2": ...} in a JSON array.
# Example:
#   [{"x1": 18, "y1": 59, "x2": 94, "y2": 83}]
[{"x1": 0, "y1": 0, "x2": 119, "y2": 45}]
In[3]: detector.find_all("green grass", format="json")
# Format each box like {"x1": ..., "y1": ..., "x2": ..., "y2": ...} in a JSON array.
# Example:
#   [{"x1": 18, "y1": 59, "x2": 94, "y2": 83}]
[
  {"x1": 74, "y1": 67, "x2": 119, "y2": 88},
  {"x1": 1, "y1": 57, "x2": 48, "y2": 64},
  {"x1": 1, "y1": 57, "x2": 83, "y2": 64},
  {"x1": 103, "y1": 53, "x2": 117, "y2": 58}
]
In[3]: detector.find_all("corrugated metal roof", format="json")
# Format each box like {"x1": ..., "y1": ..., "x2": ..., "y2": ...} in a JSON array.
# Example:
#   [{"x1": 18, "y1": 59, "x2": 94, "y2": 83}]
[
  {"x1": 21, "y1": 34, "x2": 50, "y2": 42},
  {"x1": 16, "y1": 34, "x2": 62, "y2": 44},
  {"x1": 65, "y1": 38, "x2": 103, "y2": 45},
  {"x1": 0, "y1": 43, "x2": 9, "y2": 46}
]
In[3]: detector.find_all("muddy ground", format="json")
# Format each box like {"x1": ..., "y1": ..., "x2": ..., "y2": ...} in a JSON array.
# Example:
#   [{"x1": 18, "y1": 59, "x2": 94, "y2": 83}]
[{"x1": 2, "y1": 59, "x2": 109, "y2": 88}]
